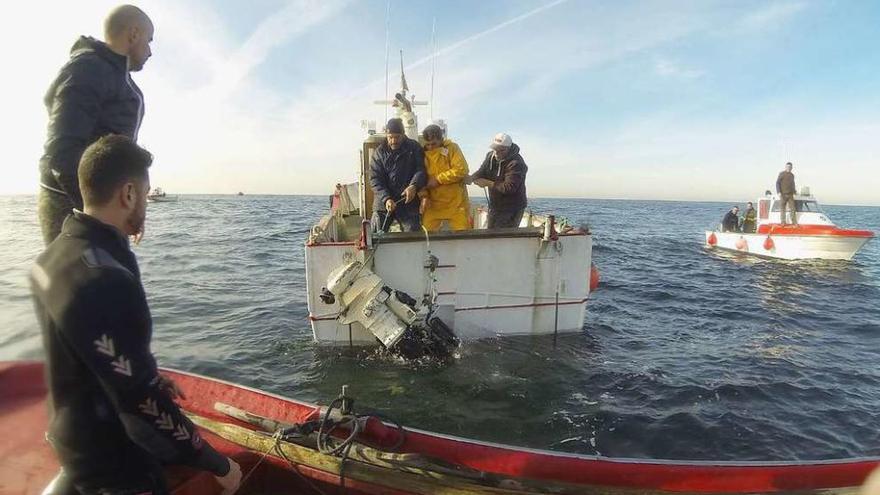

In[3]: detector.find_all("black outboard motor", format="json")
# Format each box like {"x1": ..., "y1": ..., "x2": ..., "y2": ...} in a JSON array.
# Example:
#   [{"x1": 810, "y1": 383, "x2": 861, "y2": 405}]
[{"x1": 385, "y1": 289, "x2": 458, "y2": 360}]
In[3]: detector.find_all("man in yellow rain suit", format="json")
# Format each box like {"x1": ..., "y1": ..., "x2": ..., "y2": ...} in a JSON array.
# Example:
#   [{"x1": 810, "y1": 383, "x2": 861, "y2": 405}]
[{"x1": 419, "y1": 125, "x2": 471, "y2": 231}]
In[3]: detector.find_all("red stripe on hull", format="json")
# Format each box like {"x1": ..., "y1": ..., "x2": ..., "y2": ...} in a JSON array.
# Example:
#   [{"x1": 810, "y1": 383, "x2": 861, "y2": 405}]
[
  {"x1": 455, "y1": 298, "x2": 589, "y2": 312},
  {"x1": 757, "y1": 224, "x2": 874, "y2": 237}
]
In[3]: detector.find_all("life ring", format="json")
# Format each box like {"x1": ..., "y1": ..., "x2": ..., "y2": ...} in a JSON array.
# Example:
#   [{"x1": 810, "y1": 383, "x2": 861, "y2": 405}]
[
  {"x1": 707, "y1": 232, "x2": 717, "y2": 246},
  {"x1": 763, "y1": 236, "x2": 774, "y2": 251}
]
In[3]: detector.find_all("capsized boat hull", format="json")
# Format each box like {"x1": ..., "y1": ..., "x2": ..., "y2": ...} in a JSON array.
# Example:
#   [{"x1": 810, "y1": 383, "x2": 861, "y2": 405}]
[
  {"x1": 705, "y1": 230, "x2": 872, "y2": 260},
  {"x1": 3, "y1": 360, "x2": 878, "y2": 494}
]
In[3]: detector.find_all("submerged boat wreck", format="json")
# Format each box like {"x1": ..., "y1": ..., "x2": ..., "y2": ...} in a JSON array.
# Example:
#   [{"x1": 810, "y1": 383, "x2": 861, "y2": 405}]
[
  {"x1": 305, "y1": 79, "x2": 595, "y2": 357},
  {"x1": 4, "y1": 361, "x2": 878, "y2": 494},
  {"x1": 705, "y1": 190, "x2": 874, "y2": 261}
]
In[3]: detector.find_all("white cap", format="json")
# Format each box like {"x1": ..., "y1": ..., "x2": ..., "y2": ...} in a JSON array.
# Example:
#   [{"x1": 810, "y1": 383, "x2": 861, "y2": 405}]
[{"x1": 490, "y1": 132, "x2": 512, "y2": 150}]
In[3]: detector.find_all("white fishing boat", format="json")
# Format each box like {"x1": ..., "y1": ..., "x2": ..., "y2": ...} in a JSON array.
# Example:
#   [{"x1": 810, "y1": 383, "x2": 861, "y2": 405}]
[
  {"x1": 304, "y1": 72, "x2": 597, "y2": 358},
  {"x1": 705, "y1": 189, "x2": 873, "y2": 260},
  {"x1": 147, "y1": 187, "x2": 177, "y2": 202}
]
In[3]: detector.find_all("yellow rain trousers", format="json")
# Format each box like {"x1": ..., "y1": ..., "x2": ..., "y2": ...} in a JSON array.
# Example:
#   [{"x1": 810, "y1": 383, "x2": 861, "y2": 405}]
[{"x1": 421, "y1": 140, "x2": 471, "y2": 231}]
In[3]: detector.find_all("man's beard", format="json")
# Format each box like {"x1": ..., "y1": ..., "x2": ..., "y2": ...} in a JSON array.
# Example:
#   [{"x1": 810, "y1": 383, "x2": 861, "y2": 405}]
[{"x1": 127, "y1": 208, "x2": 146, "y2": 245}]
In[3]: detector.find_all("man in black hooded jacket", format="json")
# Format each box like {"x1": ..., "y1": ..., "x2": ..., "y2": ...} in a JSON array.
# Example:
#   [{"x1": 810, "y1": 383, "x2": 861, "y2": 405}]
[
  {"x1": 470, "y1": 132, "x2": 528, "y2": 228},
  {"x1": 31, "y1": 135, "x2": 241, "y2": 494},
  {"x1": 38, "y1": 5, "x2": 153, "y2": 245}
]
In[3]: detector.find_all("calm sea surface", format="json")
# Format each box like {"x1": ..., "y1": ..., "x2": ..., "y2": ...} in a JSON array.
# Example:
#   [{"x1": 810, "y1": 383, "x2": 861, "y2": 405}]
[{"x1": 1, "y1": 194, "x2": 878, "y2": 461}]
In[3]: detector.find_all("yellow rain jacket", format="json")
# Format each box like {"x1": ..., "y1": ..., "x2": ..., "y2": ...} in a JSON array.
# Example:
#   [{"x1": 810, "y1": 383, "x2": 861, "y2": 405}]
[{"x1": 421, "y1": 140, "x2": 471, "y2": 231}]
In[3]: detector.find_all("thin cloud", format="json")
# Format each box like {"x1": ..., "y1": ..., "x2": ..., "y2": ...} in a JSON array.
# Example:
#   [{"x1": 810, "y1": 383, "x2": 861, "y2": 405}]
[
  {"x1": 741, "y1": 1, "x2": 807, "y2": 29},
  {"x1": 654, "y1": 58, "x2": 705, "y2": 80},
  {"x1": 207, "y1": 0, "x2": 351, "y2": 100}
]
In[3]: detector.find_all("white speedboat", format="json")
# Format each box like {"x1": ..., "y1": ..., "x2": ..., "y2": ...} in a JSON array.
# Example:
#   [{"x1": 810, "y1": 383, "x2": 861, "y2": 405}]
[
  {"x1": 304, "y1": 76, "x2": 597, "y2": 358},
  {"x1": 705, "y1": 190, "x2": 873, "y2": 260},
  {"x1": 147, "y1": 187, "x2": 178, "y2": 203}
]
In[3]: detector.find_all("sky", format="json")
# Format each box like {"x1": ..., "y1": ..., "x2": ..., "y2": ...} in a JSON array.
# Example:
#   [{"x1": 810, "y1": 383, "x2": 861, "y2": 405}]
[{"x1": 0, "y1": 0, "x2": 878, "y2": 205}]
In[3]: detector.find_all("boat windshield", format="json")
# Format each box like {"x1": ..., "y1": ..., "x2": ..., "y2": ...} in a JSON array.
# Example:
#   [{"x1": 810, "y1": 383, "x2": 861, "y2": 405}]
[{"x1": 770, "y1": 200, "x2": 820, "y2": 212}]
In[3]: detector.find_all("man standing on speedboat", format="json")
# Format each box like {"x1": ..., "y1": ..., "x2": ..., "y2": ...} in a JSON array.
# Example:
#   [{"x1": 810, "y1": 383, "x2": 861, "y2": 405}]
[
  {"x1": 469, "y1": 133, "x2": 528, "y2": 229},
  {"x1": 38, "y1": 5, "x2": 153, "y2": 245},
  {"x1": 776, "y1": 162, "x2": 798, "y2": 226},
  {"x1": 31, "y1": 136, "x2": 241, "y2": 494},
  {"x1": 370, "y1": 118, "x2": 426, "y2": 232}
]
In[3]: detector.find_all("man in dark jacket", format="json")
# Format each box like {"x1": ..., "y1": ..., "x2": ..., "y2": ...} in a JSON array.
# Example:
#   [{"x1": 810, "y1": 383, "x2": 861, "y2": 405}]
[
  {"x1": 470, "y1": 133, "x2": 528, "y2": 228},
  {"x1": 38, "y1": 5, "x2": 153, "y2": 245},
  {"x1": 721, "y1": 206, "x2": 740, "y2": 232},
  {"x1": 775, "y1": 162, "x2": 798, "y2": 226},
  {"x1": 370, "y1": 118, "x2": 426, "y2": 232},
  {"x1": 31, "y1": 136, "x2": 241, "y2": 495}
]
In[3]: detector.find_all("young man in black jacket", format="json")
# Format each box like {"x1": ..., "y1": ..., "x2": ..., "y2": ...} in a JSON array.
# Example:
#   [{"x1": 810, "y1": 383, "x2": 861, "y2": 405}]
[
  {"x1": 31, "y1": 135, "x2": 241, "y2": 495},
  {"x1": 38, "y1": 5, "x2": 153, "y2": 245},
  {"x1": 469, "y1": 133, "x2": 528, "y2": 229}
]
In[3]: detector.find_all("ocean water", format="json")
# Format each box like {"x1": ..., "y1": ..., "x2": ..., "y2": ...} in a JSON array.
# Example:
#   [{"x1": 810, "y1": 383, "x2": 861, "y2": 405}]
[{"x1": 1, "y1": 194, "x2": 878, "y2": 461}]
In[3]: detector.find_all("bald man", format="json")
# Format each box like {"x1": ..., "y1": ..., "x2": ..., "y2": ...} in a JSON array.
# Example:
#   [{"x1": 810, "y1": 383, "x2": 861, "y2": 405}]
[{"x1": 38, "y1": 5, "x2": 154, "y2": 245}]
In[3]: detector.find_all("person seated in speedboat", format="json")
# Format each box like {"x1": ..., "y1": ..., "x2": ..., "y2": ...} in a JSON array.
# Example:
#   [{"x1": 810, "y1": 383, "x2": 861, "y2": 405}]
[
  {"x1": 467, "y1": 132, "x2": 528, "y2": 229},
  {"x1": 741, "y1": 201, "x2": 757, "y2": 233},
  {"x1": 721, "y1": 206, "x2": 740, "y2": 232},
  {"x1": 418, "y1": 124, "x2": 471, "y2": 232},
  {"x1": 370, "y1": 118, "x2": 426, "y2": 232}
]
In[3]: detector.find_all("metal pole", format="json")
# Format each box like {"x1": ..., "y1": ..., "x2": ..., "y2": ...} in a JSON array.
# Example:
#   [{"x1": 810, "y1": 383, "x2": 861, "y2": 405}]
[{"x1": 553, "y1": 290, "x2": 559, "y2": 347}]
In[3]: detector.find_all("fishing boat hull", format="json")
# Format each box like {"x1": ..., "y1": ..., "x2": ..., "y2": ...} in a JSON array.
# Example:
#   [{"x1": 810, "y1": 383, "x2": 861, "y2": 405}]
[
  {"x1": 4, "y1": 361, "x2": 878, "y2": 495},
  {"x1": 705, "y1": 229, "x2": 873, "y2": 260},
  {"x1": 306, "y1": 227, "x2": 591, "y2": 344}
]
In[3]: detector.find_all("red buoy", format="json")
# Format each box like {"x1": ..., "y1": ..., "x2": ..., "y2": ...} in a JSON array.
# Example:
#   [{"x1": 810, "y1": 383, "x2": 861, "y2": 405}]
[
  {"x1": 589, "y1": 264, "x2": 600, "y2": 291},
  {"x1": 763, "y1": 236, "x2": 775, "y2": 251},
  {"x1": 735, "y1": 238, "x2": 747, "y2": 250},
  {"x1": 707, "y1": 232, "x2": 717, "y2": 246}
]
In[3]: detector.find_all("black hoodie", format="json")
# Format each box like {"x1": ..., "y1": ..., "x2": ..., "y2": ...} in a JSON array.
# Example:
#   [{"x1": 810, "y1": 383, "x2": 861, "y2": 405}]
[
  {"x1": 39, "y1": 36, "x2": 145, "y2": 209},
  {"x1": 473, "y1": 143, "x2": 528, "y2": 211}
]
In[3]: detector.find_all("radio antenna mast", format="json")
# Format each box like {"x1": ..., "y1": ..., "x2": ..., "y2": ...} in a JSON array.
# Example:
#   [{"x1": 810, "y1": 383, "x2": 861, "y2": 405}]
[
  {"x1": 430, "y1": 17, "x2": 437, "y2": 121},
  {"x1": 383, "y1": 0, "x2": 391, "y2": 123}
]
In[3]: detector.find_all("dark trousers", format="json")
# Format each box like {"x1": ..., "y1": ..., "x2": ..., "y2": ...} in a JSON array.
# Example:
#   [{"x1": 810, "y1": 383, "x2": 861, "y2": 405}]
[
  {"x1": 487, "y1": 207, "x2": 525, "y2": 229},
  {"x1": 779, "y1": 193, "x2": 797, "y2": 225},
  {"x1": 42, "y1": 466, "x2": 169, "y2": 495},
  {"x1": 372, "y1": 208, "x2": 422, "y2": 233},
  {"x1": 38, "y1": 188, "x2": 75, "y2": 246}
]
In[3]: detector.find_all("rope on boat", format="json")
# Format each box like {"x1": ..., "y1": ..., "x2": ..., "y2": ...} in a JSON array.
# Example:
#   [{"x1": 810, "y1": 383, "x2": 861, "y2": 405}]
[{"x1": 238, "y1": 429, "x2": 283, "y2": 488}]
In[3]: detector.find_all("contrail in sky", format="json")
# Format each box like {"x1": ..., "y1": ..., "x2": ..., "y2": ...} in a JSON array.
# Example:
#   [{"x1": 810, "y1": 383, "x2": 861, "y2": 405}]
[
  {"x1": 367, "y1": 0, "x2": 571, "y2": 90},
  {"x1": 409, "y1": 0, "x2": 570, "y2": 69}
]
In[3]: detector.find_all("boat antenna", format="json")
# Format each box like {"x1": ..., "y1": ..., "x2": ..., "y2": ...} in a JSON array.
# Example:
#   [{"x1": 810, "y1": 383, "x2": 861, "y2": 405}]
[
  {"x1": 383, "y1": 0, "x2": 391, "y2": 123},
  {"x1": 429, "y1": 17, "x2": 437, "y2": 121},
  {"x1": 399, "y1": 49, "x2": 409, "y2": 97}
]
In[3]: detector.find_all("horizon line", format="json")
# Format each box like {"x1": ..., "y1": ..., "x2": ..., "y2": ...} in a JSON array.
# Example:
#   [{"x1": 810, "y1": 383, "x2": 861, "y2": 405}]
[{"x1": 2, "y1": 192, "x2": 878, "y2": 208}]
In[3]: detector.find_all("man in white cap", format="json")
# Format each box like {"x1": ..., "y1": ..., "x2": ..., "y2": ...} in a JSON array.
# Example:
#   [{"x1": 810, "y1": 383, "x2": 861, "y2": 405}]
[{"x1": 469, "y1": 133, "x2": 528, "y2": 228}]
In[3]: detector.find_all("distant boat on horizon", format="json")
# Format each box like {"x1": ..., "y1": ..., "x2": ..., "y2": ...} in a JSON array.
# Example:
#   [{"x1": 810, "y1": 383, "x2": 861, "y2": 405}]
[
  {"x1": 147, "y1": 187, "x2": 178, "y2": 203},
  {"x1": 237, "y1": 191, "x2": 244, "y2": 196}
]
